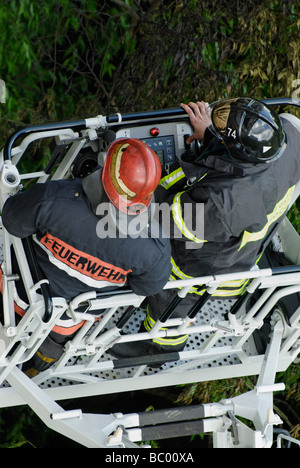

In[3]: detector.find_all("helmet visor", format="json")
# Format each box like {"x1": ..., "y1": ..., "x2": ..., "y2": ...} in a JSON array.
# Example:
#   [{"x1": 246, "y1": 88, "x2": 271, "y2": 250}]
[{"x1": 207, "y1": 98, "x2": 287, "y2": 163}]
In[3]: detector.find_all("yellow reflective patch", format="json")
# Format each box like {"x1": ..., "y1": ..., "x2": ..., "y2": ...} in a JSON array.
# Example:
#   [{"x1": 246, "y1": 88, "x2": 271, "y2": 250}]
[
  {"x1": 153, "y1": 334, "x2": 188, "y2": 346},
  {"x1": 159, "y1": 168, "x2": 186, "y2": 190},
  {"x1": 239, "y1": 185, "x2": 295, "y2": 251},
  {"x1": 172, "y1": 192, "x2": 206, "y2": 243},
  {"x1": 36, "y1": 351, "x2": 57, "y2": 363}
]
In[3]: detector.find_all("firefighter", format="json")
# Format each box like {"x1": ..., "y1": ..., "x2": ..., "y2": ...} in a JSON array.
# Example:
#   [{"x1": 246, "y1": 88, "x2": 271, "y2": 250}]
[
  {"x1": 109, "y1": 98, "x2": 300, "y2": 362},
  {"x1": 1, "y1": 138, "x2": 172, "y2": 375}
]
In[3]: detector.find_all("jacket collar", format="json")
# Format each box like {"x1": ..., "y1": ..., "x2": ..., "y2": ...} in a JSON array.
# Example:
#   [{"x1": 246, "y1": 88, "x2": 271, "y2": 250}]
[
  {"x1": 82, "y1": 167, "x2": 108, "y2": 215},
  {"x1": 82, "y1": 168, "x2": 156, "y2": 236},
  {"x1": 182, "y1": 135, "x2": 268, "y2": 179}
]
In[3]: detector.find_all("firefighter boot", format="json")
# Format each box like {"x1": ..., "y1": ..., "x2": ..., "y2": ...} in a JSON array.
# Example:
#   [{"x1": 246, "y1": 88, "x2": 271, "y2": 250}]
[
  {"x1": 108, "y1": 324, "x2": 187, "y2": 367},
  {"x1": 22, "y1": 333, "x2": 66, "y2": 378}
]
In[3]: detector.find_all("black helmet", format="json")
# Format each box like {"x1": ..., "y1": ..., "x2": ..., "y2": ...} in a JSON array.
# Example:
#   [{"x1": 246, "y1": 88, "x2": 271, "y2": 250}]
[{"x1": 208, "y1": 98, "x2": 287, "y2": 164}]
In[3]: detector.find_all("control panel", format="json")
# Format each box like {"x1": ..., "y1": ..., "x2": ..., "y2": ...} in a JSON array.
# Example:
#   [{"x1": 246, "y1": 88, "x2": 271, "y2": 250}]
[
  {"x1": 114, "y1": 121, "x2": 192, "y2": 168},
  {"x1": 142, "y1": 135, "x2": 176, "y2": 166}
]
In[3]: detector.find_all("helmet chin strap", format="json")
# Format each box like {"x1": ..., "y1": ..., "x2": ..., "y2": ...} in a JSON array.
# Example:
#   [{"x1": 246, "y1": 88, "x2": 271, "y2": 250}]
[{"x1": 224, "y1": 141, "x2": 254, "y2": 163}]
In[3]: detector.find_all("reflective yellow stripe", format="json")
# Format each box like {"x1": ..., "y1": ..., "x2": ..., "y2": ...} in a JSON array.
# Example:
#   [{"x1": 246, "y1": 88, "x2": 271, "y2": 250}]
[
  {"x1": 209, "y1": 280, "x2": 249, "y2": 297},
  {"x1": 144, "y1": 307, "x2": 162, "y2": 331},
  {"x1": 144, "y1": 307, "x2": 188, "y2": 347},
  {"x1": 172, "y1": 192, "x2": 206, "y2": 243},
  {"x1": 170, "y1": 257, "x2": 202, "y2": 294},
  {"x1": 36, "y1": 351, "x2": 57, "y2": 364},
  {"x1": 239, "y1": 185, "x2": 295, "y2": 251},
  {"x1": 159, "y1": 168, "x2": 186, "y2": 190},
  {"x1": 171, "y1": 256, "x2": 193, "y2": 280},
  {"x1": 153, "y1": 334, "x2": 188, "y2": 347},
  {"x1": 170, "y1": 257, "x2": 248, "y2": 297}
]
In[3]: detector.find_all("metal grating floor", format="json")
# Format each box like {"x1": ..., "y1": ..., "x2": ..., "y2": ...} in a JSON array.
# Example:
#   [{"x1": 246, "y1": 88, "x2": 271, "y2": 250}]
[{"x1": 35, "y1": 298, "x2": 258, "y2": 390}]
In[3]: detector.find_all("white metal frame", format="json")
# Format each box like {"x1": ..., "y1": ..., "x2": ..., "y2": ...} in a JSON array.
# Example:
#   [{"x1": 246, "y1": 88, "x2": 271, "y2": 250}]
[{"x1": 0, "y1": 101, "x2": 299, "y2": 448}]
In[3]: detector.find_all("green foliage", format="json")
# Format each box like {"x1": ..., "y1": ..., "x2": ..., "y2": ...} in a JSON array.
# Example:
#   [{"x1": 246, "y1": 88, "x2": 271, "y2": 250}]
[
  {"x1": 0, "y1": 407, "x2": 36, "y2": 448},
  {"x1": 176, "y1": 364, "x2": 300, "y2": 442},
  {"x1": 0, "y1": 0, "x2": 141, "y2": 128},
  {"x1": 0, "y1": 0, "x2": 299, "y2": 131},
  {"x1": 176, "y1": 376, "x2": 257, "y2": 406}
]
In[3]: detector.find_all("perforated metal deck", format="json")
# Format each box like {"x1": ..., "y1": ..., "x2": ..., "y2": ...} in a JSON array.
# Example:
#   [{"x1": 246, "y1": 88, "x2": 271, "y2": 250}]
[{"x1": 30, "y1": 298, "x2": 258, "y2": 391}]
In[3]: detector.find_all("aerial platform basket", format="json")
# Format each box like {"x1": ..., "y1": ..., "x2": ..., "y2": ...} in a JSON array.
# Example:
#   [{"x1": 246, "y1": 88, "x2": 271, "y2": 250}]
[{"x1": 0, "y1": 98, "x2": 299, "y2": 448}]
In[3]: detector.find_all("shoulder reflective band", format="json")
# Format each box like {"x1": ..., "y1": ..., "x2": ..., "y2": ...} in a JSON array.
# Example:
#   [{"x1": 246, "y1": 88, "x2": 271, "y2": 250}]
[
  {"x1": 172, "y1": 192, "x2": 206, "y2": 243},
  {"x1": 239, "y1": 185, "x2": 295, "y2": 251},
  {"x1": 159, "y1": 168, "x2": 185, "y2": 190}
]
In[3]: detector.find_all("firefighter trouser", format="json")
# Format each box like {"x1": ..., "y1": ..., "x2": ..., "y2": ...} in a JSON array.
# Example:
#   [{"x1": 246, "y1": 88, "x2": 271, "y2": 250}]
[
  {"x1": 22, "y1": 331, "x2": 75, "y2": 377},
  {"x1": 143, "y1": 289, "x2": 200, "y2": 352}
]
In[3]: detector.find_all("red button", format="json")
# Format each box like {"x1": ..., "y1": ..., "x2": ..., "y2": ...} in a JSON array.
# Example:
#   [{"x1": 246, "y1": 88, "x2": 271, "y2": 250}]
[{"x1": 150, "y1": 127, "x2": 160, "y2": 136}]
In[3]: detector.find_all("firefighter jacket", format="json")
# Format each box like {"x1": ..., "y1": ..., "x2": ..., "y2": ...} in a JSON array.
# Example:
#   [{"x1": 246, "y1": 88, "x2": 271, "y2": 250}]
[
  {"x1": 155, "y1": 116, "x2": 300, "y2": 298},
  {"x1": 2, "y1": 176, "x2": 172, "y2": 303}
]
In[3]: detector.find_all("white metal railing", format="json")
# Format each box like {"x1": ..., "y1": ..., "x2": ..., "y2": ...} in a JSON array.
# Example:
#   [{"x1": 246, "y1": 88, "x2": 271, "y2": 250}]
[{"x1": 0, "y1": 262, "x2": 296, "y2": 390}]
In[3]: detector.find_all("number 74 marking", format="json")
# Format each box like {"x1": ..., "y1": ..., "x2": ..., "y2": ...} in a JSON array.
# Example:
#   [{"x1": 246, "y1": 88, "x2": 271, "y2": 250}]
[{"x1": 227, "y1": 127, "x2": 237, "y2": 139}]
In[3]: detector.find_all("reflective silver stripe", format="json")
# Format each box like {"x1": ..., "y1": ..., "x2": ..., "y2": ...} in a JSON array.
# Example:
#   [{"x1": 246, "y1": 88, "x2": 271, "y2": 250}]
[
  {"x1": 33, "y1": 235, "x2": 125, "y2": 290},
  {"x1": 172, "y1": 192, "x2": 206, "y2": 243},
  {"x1": 159, "y1": 168, "x2": 185, "y2": 189}
]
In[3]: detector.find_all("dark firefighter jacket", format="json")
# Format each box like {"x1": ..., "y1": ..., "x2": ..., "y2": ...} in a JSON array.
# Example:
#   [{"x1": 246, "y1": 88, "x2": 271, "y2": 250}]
[
  {"x1": 155, "y1": 116, "x2": 300, "y2": 298},
  {"x1": 2, "y1": 176, "x2": 172, "y2": 303}
]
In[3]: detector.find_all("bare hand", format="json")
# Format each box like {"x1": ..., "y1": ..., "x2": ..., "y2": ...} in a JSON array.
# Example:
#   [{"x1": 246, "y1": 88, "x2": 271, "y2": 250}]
[{"x1": 181, "y1": 101, "x2": 211, "y2": 144}]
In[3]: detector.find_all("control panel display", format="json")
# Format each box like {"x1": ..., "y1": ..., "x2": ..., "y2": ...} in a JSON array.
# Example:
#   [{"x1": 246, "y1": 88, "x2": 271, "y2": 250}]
[
  {"x1": 142, "y1": 135, "x2": 176, "y2": 165},
  {"x1": 114, "y1": 120, "x2": 192, "y2": 166}
]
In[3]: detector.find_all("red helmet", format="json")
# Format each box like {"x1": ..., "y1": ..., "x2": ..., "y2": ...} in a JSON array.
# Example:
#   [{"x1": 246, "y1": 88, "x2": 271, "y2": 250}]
[{"x1": 102, "y1": 138, "x2": 162, "y2": 215}]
